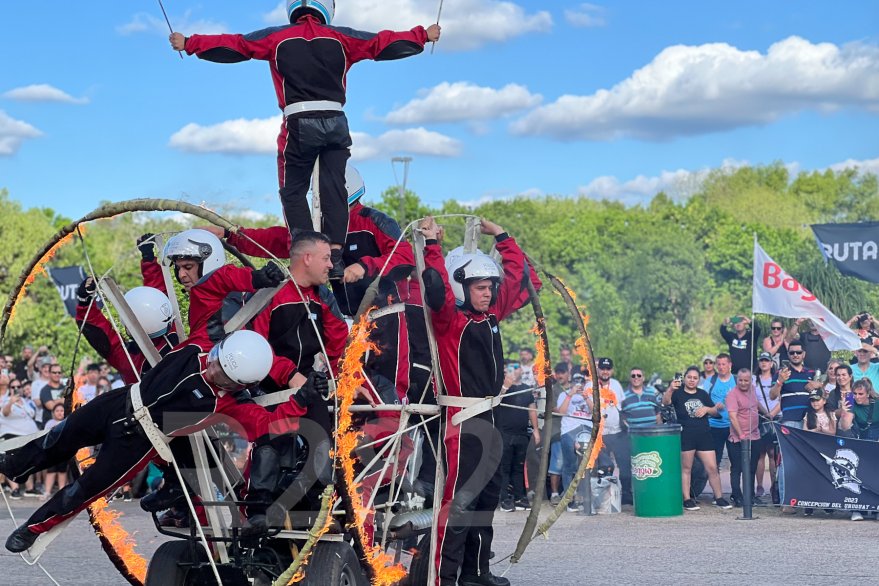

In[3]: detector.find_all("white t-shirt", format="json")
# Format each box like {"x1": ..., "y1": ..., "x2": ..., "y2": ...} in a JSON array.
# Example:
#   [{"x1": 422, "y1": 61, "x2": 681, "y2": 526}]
[
  {"x1": 0, "y1": 393, "x2": 39, "y2": 437},
  {"x1": 753, "y1": 374, "x2": 779, "y2": 414},
  {"x1": 78, "y1": 384, "x2": 97, "y2": 403},
  {"x1": 556, "y1": 389, "x2": 592, "y2": 436},
  {"x1": 585, "y1": 378, "x2": 625, "y2": 435}
]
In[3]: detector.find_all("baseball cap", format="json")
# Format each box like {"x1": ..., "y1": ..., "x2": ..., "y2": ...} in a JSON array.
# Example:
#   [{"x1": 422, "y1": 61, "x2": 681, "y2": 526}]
[
  {"x1": 38, "y1": 357, "x2": 53, "y2": 367},
  {"x1": 572, "y1": 373, "x2": 587, "y2": 384},
  {"x1": 702, "y1": 354, "x2": 716, "y2": 363},
  {"x1": 758, "y1": 352, "x2": 772, "y2": 361},
  {"x1": 809, "y1": 389, "x2": 825, "y2": 400},
  {"x1": 597, "y1": 357, "x2": 613, "y2": 370}
]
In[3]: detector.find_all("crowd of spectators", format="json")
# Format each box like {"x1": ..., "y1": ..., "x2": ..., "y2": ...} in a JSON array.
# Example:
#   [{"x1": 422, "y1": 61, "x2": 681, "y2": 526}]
[{"x1": 0, "y1": 345, "x2": 122, "y2": 500}]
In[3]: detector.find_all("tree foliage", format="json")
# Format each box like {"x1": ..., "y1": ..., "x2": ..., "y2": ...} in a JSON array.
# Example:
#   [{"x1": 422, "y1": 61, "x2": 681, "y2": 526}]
[{"x1": 1, "y1": 162, "x2": 877, "y2": 380}]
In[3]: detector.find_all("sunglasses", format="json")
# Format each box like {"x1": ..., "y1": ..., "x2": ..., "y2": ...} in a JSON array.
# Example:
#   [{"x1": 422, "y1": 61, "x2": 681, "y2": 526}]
[
  {"x1": 630, "y1": 373, "x2": 643, "y2": 378},
  {"x1": 703, "y1": 360, "x2": 714, "y2": 364},
  {"x1": 789, "y1": 351, "x2": 804, "y2": 355},
  {"x1": 810, "y1": 397, "x2": 823, "y2": 402},
  {"x1": 9, "y1": 385, "x2": 21, "y2": 389},
  {"x1": 771, "y1": 326, "x2": 784, "y2": 331}
]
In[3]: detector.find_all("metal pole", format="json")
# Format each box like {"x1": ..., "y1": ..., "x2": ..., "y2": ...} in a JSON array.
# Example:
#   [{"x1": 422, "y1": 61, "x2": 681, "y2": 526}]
[
  {"x1": 392, "y1": 156, "x2": 412, "y2": 224},
  {"x1": 739, "y1": 439, "x2": 756, "y2": 520}
]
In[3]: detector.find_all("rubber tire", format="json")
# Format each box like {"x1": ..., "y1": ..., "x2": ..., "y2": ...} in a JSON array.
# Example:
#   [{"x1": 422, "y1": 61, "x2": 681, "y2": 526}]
[
  {"x1": 404, "y1": 535, "x2": 431, "y2": 586},
  {"x1": 145, "y1": 540, "x2": 207, "y2": 586},
  {"x1": 300, "y1": 541, "x2": 368, "y2": 586}
]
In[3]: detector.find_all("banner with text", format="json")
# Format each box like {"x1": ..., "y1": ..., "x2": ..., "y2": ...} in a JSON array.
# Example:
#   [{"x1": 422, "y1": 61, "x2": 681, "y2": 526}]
[
  {"x1": 752, "y1": 240, "x2": 861, "y2": 351},
  {"x1": 47, "y1": 266, "x2": 86, "y2": 318},
  {"x1": 777, "y1": 423, "x2": 879, "y2": 512},
  {"x1": 811, "y1": 222, "x2": 879, "y2": 284}
]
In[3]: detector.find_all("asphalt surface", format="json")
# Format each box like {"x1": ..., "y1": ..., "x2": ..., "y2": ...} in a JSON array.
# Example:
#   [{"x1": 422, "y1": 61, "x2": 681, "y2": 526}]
[{"x1": 0, "y1": 495, "x2": 877, "y2": 585}]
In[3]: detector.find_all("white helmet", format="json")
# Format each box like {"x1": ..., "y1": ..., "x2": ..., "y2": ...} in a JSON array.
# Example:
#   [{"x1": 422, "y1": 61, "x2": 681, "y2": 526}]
[
  {"x1": 163, "y1": 229, "x2": 225, "y2": 278},
  {"x1": 208, "y1": 331, "x2": 273, "y2": 386},
  {"x1": 445, "y1": 250, "x2": 502, "y2": 308},
  {"x1": 124, "y1": 286, "x2": 174, "y2": 338},
  {"x1": 346, "y1": 164, "x2": 365, "y2": 206},
  {"x1": 288, "y1": 0, "x2": 334, "y2": 25}
]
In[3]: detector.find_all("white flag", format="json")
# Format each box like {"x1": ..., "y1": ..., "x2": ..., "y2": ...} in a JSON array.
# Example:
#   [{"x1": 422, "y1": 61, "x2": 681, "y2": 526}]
[{"x1": 752, "y1": 239, "x2": 860, "y2": 351}]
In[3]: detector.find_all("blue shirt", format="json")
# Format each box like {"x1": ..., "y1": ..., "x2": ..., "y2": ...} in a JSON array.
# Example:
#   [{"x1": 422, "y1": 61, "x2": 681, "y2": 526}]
[
  {"x1": 852, "y1": 362, "x2": 879, "y2": 392},
  {"x1": 621, "y1": 388, "x2": 660, "y2": 428},
  {"x1": 779, "y1": 367, "x2": 816, "y2": 422},
  {"x1": 707, "y1": 375, "x2": 736, "y2": 428}
]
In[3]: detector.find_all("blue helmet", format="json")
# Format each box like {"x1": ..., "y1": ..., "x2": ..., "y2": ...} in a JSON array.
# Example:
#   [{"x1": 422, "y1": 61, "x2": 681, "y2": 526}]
[{"x1": 288, "y1": 0, "x2": 334, "y2": 25}]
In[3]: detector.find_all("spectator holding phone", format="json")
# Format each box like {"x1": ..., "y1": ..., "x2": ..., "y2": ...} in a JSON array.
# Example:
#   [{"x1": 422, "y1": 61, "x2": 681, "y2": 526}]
[
  {"x1": 663, "y1": 367, "x2": 731, "y2": 510},
  {"x1": 0, "y1": 372, "x2": 40, "y2": 498},
  {"x1": 769, "y1": 340, "x2": 823, "y2": 510},
  {"x1": 838, "y1": 379, "x2": 879, "y2": 520},
  {"x1": 847, "y1": 312, "x2": 879, "y2": 347},
  {"x1": 555, "y1": 371, "x2": 592, "y2": 512},
  {"x1": 720, "y1": 315, "x2": 761, "y2": 374},
  {"x1": 762, "y1": 318, "x2": 794, "y2": 367},
  {"x1": 496, "y1": 360, "x2": 538, "y2": 512},
  {"x1": 826, "y1": 364, "x2": 854, "y2": 414}
]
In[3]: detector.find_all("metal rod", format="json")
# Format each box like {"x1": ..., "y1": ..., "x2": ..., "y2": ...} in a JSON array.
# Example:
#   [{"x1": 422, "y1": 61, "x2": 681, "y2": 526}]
[
  {"x1": 157, "y1": 0, "x2": 184, "y2": 59},
  {"x1": 741, "y1": 439, "x2": 754, "y2": 519}
]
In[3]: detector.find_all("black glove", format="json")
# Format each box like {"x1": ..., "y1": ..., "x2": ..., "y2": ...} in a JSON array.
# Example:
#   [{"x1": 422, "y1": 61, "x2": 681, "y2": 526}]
[
  {"x1": 77, "y1": 278, "x2": 97, "y2": 305},
  {"x1": 292, "y1": 371, "x2": 329, "y2": 409},
  {"x1": 137, "y1": 233, "x2": 156, "y2": 262},
  {"x1": 251, "y1": 261, "x2": 285, "y2": 289}
]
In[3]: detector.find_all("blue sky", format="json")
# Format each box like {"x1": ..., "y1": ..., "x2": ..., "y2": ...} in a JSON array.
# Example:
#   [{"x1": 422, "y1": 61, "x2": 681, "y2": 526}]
[{"x1": 1, "y1": 1, "x2": 877, "y2": 219}]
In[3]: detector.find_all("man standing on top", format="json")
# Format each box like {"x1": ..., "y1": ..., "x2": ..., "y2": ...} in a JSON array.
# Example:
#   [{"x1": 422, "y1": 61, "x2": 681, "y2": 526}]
[
  {"x1": 418, "y1": 215, "x2": 539, "y2": 586},
  {"x1": 170, "y1": 1, "x2": 441, "y2": 279},
  {"x1": 720, "y1": 315, "x2": 761, "y2": 374}
]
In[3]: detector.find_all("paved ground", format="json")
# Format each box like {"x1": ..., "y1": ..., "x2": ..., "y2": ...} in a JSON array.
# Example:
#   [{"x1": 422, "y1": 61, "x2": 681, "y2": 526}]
[{"x1": 1, "y1": 496, "x2": 877, "y2": 585}]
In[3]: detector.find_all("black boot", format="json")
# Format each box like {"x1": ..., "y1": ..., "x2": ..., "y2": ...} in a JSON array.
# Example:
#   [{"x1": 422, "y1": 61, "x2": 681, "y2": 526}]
[
  {"x1": 328, "y1": 248, "x2": 345, "y2": 281},
  {"x1": 6, "y1": 525, "x2": 39, "y2": 553},
  {"x1": 242, "y1": 443, "x2": 281, "y2": 537},
  {"x1": 459, "y1": 573, "x2": 511, "y2": 586},
  {"x1": 141, "y1": 483, "x2": 186, "y2": 513}
]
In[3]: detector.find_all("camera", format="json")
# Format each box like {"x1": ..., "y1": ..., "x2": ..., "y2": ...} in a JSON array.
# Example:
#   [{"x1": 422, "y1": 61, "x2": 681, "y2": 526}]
[{"x1": 860, "y1": 313, "x2": 871, "y2": 322}]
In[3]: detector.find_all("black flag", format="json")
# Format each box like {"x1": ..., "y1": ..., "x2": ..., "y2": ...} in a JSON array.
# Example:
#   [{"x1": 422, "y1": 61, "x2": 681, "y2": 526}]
[
  {"x1": 47, "y1": 266, "x2": 86, "y2": 318},
  {"x1": 776, "y1": 423, "x2": 879, "y2": 512},
  {"x1": 811, "y1": 222, "x2": 879, "y2": 283}
]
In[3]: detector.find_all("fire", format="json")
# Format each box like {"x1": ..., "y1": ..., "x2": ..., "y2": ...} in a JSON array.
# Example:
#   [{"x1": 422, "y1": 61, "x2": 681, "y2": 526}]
[
  {"x1": 530, "y1": 320, "x2": 547, "y2": 386},
  {"x1": 574, "y1": 338, "x2": 592, "y2": 381},
  {"x1": 334, "y1": 312, "x2": 407, "y2": 586},
  {"x1": 9, "y1": 229, "x2": 84, "y2": 324},
  {"x1": 586, "y1": 387, "x2": 618, "y2": 468},
  {"x1": 284, "y1": 503, "x2": 336, "y2": 585}
]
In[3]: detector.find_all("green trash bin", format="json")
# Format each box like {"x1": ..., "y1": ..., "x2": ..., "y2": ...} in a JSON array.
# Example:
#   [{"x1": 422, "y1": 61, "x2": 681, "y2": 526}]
[{"x1": 629, "y1": 424, "x2": 682, "y2": 517}]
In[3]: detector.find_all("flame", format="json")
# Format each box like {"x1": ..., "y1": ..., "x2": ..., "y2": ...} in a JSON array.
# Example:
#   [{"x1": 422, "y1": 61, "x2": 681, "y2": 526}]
[
  {"x1": 285, "y1": 502, "x2": 336, "y2": 585},
  {"x1": 70, "y1": 375, "x2": 147, "y2": 582},
  {"x1": 9, "y1": 229, "x2": 84, "y2": 324},
  {"x1": 334, "y1": 312, "x2": 407, "y2": 586},
  {"x1": 586, "y1": 386, "x2": 618, "y2": 468},
  {"x1": 574, "y1": 338, "x2": 592, "y2": 381},
  {"x1": 530, "y1": 319, "x2": 547, "y2": 386}
]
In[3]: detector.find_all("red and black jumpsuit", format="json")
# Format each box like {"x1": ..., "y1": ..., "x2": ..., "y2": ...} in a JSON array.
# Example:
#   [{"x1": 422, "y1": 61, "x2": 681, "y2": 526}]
[
  {"x1": 421, "y1": 233, "x2": 541, "y2": 585},
  {"x1": 3, "y1": 344, "x2": 307, "y2": 539},
  {"x1": 182, "y1": 16, "x2": 429, "y2": 246}
]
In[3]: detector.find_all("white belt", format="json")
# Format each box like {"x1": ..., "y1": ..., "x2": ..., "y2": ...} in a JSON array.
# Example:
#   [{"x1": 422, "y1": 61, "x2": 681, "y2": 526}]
[
  {"x1": 368, "y1": 303, "x2": 406, "y2": 322},
  {"x1": 130, "y1": 383, "x2": 174, "y2": 462},
  {"x1": 436, "y1": 394, "x2": 502, "y2": 426},
  {"x1": 283, "y1": 100, "x2": 343, "y2": 117}
]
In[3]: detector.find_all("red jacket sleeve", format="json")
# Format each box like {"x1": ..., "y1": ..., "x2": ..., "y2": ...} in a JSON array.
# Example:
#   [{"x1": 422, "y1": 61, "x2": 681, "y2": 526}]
[
  {"x1": 343, "y1": 27, "x2": 428, "y2": 64},
  {"x1": 494, "y1": 235, "x2": 539, "y2": 322},
  {"x1": 227, "y1": 226, "x2": 291, "y2": 259},
  {"x1": 141, "y1": 259, "x2": 167, "y2": 293},
  {"x1": 360, "y1": 226, "x2": 415, "y2": 278},
  {"x1": 184, "y1": 31, "x2": 277, "y2": 62},
  {"x1": 188, "y1": 265, "x2": 256, "y2": 335},
  {"x1": 422, "y1": 242, "x2": 459, "y2": 332},
  {"x1": 76, "y1": 303, "x2": 137, "y2": 383}
]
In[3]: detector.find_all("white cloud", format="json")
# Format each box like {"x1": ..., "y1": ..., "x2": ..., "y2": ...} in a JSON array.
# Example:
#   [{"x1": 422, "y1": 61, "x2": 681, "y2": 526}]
[
  {"x1": 578, "y1": 159, "x2": 747, "y2": 206},
  {"x1": 0, "y1": 111, "x2": 42, "y2": 156},
  {"x1": 117, "y1": 11, "x2": 227, "y2": 36},
  {"x1": 169, "y1": 116, "x2": 461, "y2": 159},
  {"x1": 564, "y1": 3, "x2": 606, "y2": 28},
  {"x1": 384, "y1": 82, "x2": 541, "y2": 124},
  {"x1": 351, "y1": 128, "x2": 462, "y2": 160},
  {"x1": 827, "y1": 156, "x2": 879, "y2": 176},
  {"x1": 3, "y1": 84, "x2": 89, "y2": 104},
  {"x1": 512, "y1": 36, "x2": 879, "y2": 141},
  {"x1": 169, "y1": 117, "x2": 278, "y2": 154},
  {"x1": 263, "y1": 0, "x2": 551, "y2": 51}
]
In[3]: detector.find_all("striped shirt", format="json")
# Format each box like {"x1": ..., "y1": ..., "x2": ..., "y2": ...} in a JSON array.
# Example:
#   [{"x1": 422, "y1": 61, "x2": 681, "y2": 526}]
[
  {"x1": 621, "y1": 388, "x2": 660, "y2": 428},
  {"x1": 779, "y1": 367, "x2": 816, "y2": 422}
]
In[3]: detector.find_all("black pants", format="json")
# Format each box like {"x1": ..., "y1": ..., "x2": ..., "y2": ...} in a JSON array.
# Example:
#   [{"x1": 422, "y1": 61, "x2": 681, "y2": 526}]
[
  {"x1": 710, "y1": 426, "x2": 732, "y2": 469},
  {"x1": 602, "y1": 432, "x2": 632, "y2": 500},
  {"x1": 728, "y1": 439, "x2": 761, "y2": 501},
  {"x1": 498, "y1": 432, "x2": 529, "y2": 503},
  {"x1": 5, "y1": 390, "x2": 155, "y2": 536},
  {"x1": 279, "y1": 113, "x2": 351, "y2": 245},
  {"x1": 436, "y1": 416, "x2": 502, "y2": 585}
]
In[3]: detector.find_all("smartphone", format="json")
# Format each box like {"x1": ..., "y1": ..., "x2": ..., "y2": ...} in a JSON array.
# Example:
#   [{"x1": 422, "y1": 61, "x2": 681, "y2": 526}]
[
  {"x1": 781, "y1": 360, "x2": 791, "y2": 370},
  {"x1": 673, "y1": 372, "x2": 683, "y2": 383},
  {"x1": 0, "y1": 369, "x2": 7, "y2": 376}
]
